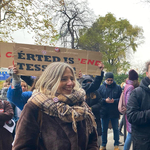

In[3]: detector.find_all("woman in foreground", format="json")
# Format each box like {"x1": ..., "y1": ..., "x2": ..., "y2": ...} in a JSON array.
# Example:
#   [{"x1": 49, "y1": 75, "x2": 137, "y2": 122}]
[{"x1": 13, "y1": 62, "x2": 98, "y2": 150}]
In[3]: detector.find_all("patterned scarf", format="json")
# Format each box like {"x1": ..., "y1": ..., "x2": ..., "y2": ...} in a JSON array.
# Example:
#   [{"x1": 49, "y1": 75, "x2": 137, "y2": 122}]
[{"x1": 28, "y1": 88, "x2": 96, "y2": 134}]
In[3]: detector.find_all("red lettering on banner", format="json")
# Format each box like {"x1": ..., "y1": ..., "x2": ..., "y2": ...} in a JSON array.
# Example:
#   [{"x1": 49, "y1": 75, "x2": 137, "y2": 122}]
[
  {"x1": 80, "y1": 59, "x2": 87, "y2": 64},
  {"x1": 87, "y1": 59, "x2": 94, "y2": 65},
  {"x1": 95, "y1": 61, "x2": 101, "y2": 66},
  {"x1": 78, "y1": 58, "x2": 101, "y2": 65},
  {"x1": 6, "y1": 52, "x2": 12, "y2": 58}
]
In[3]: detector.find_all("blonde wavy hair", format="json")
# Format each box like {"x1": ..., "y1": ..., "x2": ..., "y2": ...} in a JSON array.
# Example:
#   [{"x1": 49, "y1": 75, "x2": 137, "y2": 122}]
[{"x1": 35, "y1": 62, "x2": 80, "y2": 96}]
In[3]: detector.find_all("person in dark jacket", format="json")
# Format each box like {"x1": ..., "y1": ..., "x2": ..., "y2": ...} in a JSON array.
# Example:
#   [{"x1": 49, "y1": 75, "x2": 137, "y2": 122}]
[
  {"x1": 98, "y1": 72, "x2": 122, "y2": 150},
  {"x1": 127, "y1": 60, "x2": 150, "y2": 150},
  {"x1": 0, "y1": 100, "x2": 14, "y2": 150},
  {"x1": 81, "y1": 62, "x2": 104, "y2": 148}
]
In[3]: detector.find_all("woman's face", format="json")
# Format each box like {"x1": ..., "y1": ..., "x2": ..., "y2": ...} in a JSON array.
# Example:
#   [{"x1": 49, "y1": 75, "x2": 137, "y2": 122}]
[
  {"x1": 57, "y1": 67, "x2": 75, "y2": 95},
  {"x1": 21, "y1": 82, "x2": 28, "y2": 92}
]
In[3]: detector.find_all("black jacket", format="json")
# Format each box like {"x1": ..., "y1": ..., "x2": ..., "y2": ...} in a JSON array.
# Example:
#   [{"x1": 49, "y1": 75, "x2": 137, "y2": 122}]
[
  {"x1": 98, "y1": 81, "x2": 122, "y2": 118},
  {"x1": 127, "y1": 77, "x2": 150, "y2": 150},
  {"x1": 82, "y1": 72, "x2": 104, "y2": 135}
]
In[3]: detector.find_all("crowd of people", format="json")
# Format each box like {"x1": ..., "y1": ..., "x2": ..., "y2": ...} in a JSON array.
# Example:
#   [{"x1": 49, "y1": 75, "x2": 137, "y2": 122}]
[{"x1": 0, "y1": 60, "x2": 150, "y2": 150}]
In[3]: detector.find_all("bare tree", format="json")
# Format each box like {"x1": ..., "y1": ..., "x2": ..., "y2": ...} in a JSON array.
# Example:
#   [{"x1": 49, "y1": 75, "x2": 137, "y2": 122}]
[{"x1": 54, "y1": 0, "x2": 95, "y2": 49}]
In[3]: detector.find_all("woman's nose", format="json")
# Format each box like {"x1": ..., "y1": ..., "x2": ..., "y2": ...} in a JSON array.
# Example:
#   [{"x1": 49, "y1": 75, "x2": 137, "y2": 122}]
[{"x1": 67, "y1": 79, "x2": 73, "y2": 85}]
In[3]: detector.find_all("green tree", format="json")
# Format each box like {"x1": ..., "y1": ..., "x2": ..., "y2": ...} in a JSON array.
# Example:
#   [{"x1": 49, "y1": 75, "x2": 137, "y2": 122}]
[
  {"x1": 78, "y1": 13, "x2": 144, "y2": 74},
  {"x1": 0, "y1": 0, "x2": 64, "y2": 44}
]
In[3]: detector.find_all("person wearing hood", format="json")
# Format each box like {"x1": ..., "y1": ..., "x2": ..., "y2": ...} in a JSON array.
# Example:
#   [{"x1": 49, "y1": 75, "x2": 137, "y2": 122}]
[
  {"x1": 81, "y1": 62, "x2": 104, "y2": 148},
  {"x1": 127, "y1": 60, "x2": 150, "y2": 150},
  {"x1": 98, "y1": 72, "x2": 122, "y2": 150}
]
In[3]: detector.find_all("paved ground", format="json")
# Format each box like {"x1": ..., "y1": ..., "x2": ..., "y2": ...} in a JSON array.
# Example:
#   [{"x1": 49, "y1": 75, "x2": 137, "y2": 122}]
[{"x1": 105, "y1": 127, "x2": 132, "y2": 150}]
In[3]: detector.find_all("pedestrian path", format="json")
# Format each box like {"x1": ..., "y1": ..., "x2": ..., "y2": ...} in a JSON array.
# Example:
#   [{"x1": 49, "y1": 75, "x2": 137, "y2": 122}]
[{"x1": 105, "y1": 129, "x2": 132, "y2": 150}]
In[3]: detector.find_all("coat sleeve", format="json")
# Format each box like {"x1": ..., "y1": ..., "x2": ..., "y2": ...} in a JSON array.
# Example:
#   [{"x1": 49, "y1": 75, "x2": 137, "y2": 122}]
[
  {"x1": 87, "y1": 127, "x2": 98, "y2": 150},
  {"x1": 0, "y1": 100, "x2": 14, "y2": 121},
  {"x1": 7, "y1": 85, "x2": 32, "y2": 110},
  {"x1": 20, "y1": 75, "x2": 34, "y2": 86},
  {"x1": 86, "y1": 71, "x2": 104, "y2": 94},
  {"x1": 127, "y1": 88, "x2": 150, "y2": 125},
  {"x1": 12, "y1": 102, "x2": 40, "y2": 150},
  {"x1": 113, "y1": 85, "x2": 122, "y2": 104}
]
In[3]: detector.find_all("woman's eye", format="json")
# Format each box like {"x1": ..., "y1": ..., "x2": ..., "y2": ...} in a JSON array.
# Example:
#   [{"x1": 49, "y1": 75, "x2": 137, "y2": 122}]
[{"x1": 61, "y1": 78, "x2": 67, "y2": 81}]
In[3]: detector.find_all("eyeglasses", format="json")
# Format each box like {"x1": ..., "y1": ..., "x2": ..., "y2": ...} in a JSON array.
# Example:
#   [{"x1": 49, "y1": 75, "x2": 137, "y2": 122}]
[{"x1": 107, "y1": 79, "x2": 113, "y2": 82}]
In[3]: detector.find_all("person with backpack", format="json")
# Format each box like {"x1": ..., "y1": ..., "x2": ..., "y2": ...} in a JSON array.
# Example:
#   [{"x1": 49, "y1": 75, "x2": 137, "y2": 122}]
[
  {"x1": 127, "y1": 60, "x2": 150, "y2": 150},
  {"x1": 123, "y1": 69, "x2": 139, "y2": 150}
]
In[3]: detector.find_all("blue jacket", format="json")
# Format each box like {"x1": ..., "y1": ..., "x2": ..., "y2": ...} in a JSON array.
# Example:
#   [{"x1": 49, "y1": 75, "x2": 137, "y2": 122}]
[
  {"x1": 98, "y1": 81, "x2": 122, "y2": 118},
  {"x1": 7, "y1": 84, "x2": 32, "y2": 110}
]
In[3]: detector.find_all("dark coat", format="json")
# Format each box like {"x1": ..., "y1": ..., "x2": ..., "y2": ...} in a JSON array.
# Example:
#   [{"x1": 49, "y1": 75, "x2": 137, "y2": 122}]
[
  {"x1": 13, "y1": 101, "x2": 98, "y2": 150},
  {"x1": 127, "y1": 77, "x2": 150, "y2": 150},
  {"x1": 0, "y1": 100, "x2": 14, "y2": 150},
  {"x1": 82, "y1": 72, "x2": 104, "y2": 136},
  {"x1": 98, "y1": 81, "x2": 122, "y2": 118}
]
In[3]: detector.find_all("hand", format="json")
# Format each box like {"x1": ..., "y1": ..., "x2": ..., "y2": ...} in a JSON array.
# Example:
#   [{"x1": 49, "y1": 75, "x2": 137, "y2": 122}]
[
  {"x1": 106, "y1": 97, "x2": 111, "y2": 103},
  {"x1": 8, "y1": 64, "x2": 18, "y2": 75},
  {"x1": 98, "y1": 62, "x2": 104, "y2": 71},
  {"x1": 110, "y1": 98, "x2": 114, "y2": 103},
  {"x1": 78, "y1": 70, "x2": 83, "y2": 78}
]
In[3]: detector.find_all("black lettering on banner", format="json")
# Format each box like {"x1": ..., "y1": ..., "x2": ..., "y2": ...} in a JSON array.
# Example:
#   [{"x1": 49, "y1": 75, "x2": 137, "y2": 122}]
[
  {"x1": 26, "y1": 64, "x2": 34, "y2": 71},
  {"x1": 52, "y1": 56, "x2": 61, "y2": 62},
  {"x1": 36, "y1": 55, "x2": 43, "y2": 61},
  {"x1": 27, "y1": 54, "x2": 36, "y2": 61},
  {"x1": 42, "y1": 65, "x2": 47, "y2": 71},
  {"x1": 63, "y1": 57, "x2": 68, "y2": 63},
  {"x1": 17, "y1": 63, "x2": 25, "y2": 70},
  {"x1": 69, "y1": 58, "x2": 74, "y2": 64},
  {"x1": 35, "y1": 64, "x2": 41, "y2": 71},
  {"x1": 18, "y1": 51, "x2": 25, "y2": 59},
  {"x1": 44, "y1": 55, "x2": 51, "y2": 62}
]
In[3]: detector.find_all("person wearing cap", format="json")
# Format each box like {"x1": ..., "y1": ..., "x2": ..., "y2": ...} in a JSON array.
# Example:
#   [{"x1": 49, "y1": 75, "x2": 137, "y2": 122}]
[
  {"x1": 98, "y1": 72, "x2": 122, "y2": 150},
  {"x1": 127, "y1": 61, "x2": 150, "y2": 150},
  {"x1": 123, "y1": 69, "x2": 139, "y2": 150},
  {"x1": 81, "y1": 62, "x2": 104, "y2": 148}
]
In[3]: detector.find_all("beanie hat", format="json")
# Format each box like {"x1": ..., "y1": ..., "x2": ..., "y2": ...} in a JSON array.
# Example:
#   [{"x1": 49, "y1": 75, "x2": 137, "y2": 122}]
[
  {"x1": 129, "y1": 69, "x2": 138, "y2": 80},
  {"x1": 105, "y1": 72, "x2": 114, "y2": 80}
]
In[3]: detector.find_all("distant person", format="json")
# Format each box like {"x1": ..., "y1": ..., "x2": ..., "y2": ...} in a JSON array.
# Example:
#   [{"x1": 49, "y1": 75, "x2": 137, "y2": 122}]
[
  {"x1": 123, "y1": 70, "x2": 139, "y2": 150},
  {"x1": 127, "y1": 60, "x2": 150, "y2": 150},
  {"x1": 1, "y1": 77, "x2": 11, "y2": 100},
  {"x1": 0, "y1": 99, "x2": 14, "y2": 150},
  {"x1": 98, "y1": 72, "x2": 122, "y2": 150}
]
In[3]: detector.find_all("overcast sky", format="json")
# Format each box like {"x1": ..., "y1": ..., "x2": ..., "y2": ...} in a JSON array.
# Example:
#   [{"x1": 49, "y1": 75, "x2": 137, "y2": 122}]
[
  {"x1": 87, "y1": 0, "x2": 150, "y2": 69},
  {"x1": 12, "y1": 0, "x2": 150, "y2": 69}
]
